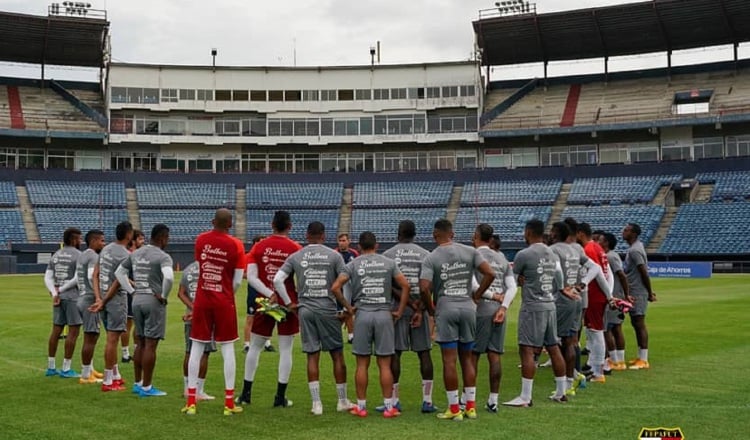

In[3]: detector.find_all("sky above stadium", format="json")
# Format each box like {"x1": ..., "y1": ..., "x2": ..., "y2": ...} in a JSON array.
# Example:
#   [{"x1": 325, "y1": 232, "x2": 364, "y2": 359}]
[{"x1": 0, "y1": 0, "x2": 745, "y2": 80}]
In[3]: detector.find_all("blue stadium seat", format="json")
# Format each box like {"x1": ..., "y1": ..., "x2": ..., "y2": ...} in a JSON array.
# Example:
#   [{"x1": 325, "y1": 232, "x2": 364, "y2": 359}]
[
  {"x1": 0, "y1": 209, "x2": 26, "y2": 247},
  {"x1": 561, "y1": 205, "x2": 665, "y2": 251},
  {"x1": 695, "y1": 171, "x2": 750, "y2": 201},
  {"x1": 352, "y1": 181, "x2": 452, "y2": 208},
  {"x1": 454, "y1": 206, "x2": 552, "y2": 243},
  {"x1": 27, "y1": 180, "x2": 126, "y2": 208},
  {"x1": 460, "y1": 180, "x2": 561, "y2": 206},
  {"x1": 659, "y1": 202, "x2": 750, "y2": 254},
  {"x1": 351, "y1": 208, "x2": 446, "y2": 243},
  {"x1": 136, "y1": 182, "x2": 235, "y2": 208},
  {"x1": 247, "y1": 209, "x2": 340, "y2": 244},
  {"x1": 140, "y1": 209, "x2": 227, "y2": 243},
  {"x1": 568, "y1": 175, "x2": 681, "y2": 205},
  {"x1": 34, "y1": 208, "x2": 128, "y2": 243},
  {"x1": 247, "y1": 183, "x2": 343, "y2": 209},
  {"x1": 0, "y1": 181, "x2": 19, "y2": 207}
]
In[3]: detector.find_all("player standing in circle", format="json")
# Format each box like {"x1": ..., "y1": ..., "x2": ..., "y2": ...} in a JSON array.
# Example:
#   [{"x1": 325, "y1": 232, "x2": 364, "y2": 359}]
[
  {"x1": 419, "y1": 219, "x2": 495, "y2": 421},
  {"x1": 44, "y1": 228, "x2": 83, "y2": 378},
  {"x1": 503, "y1": 219, "x2": 578, "y2": 407},
  {"x1": 116, "y1": 224, "x2": 173, "y2": 397},
  {"x1": 381, "y1": 220, "x2": 437, "y2": 414},
  {"x1": 599, "y1": 232, "x2": 632, "y2": 371},
  {"x1": 622, "y1": 223, "x2": 655, "y2": 370},
  {"x1": 470, "y1": 224, "x2": 517, "y2": 413},
  {"x1": 243, "y1": 235, "x2": 275, "y2": 354},
  {"x1": 121, "y1": 229, "x2": 144, "y2": 363},
  {"x1": 273, "y1": 221, "x2": 355, "y2": 415},
  {"x1": 331, "y1": 231, "x2": 410, "y2": 418},
  {"x1": 183, "y1": 209, "x2": 245, "y2": 416},
  {"x1": 336, "y1": 233, "x2": 358, "y2": 344},
  {"x1": 76, "y1": 229, "x2": 106, "y2": 384},
  {"x1": 238, "y1": 210, "x2": 301, "y2": 408},
  {"x1": 90, "y1": 220, "x2": 133, "y2": 392}
]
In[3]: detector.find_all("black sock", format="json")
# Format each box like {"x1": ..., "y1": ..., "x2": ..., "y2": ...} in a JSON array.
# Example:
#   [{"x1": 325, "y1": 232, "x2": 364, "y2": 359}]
[
  {"x1": 276, "y1": 382, "x2": 288, "y2": 398},
  {"x1": 241, "y1": 380, "x2": 253, "y2": 397},
  {"x1": 574, "y1": 346, "x2": 581, "y2": 372}
]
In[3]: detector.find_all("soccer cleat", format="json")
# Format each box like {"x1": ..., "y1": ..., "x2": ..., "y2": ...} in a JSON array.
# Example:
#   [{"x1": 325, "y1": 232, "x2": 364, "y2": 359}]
[
  {"x1": 91, "y1": 369, "x2": 103, "y2": 379},
  {"x1": 139, "y1": 386, "x2": 167, "y2": 397},
  {"x1": 223, "y1": 406, "x2": 243, "y2": 416},
  {"x1": 548, "y1": 394, "x2": 568, "y2": 403},
  {"x1": 235, "y1": 395, "x2": 251, "y2": 406},
  {"x1": 273, "y1": 395, "x2": 293, "y2": 408},
  {"x1": 375, "y1": 401, "x2": 402, "y2": 413},
  {"x1": 132, "y1": 383, "x2": 142, "y2": 394},
  {"x1": 197, "y1": 393, "x2": 215, "y2": 401},
  {"x1": 629, "y1": 359, "x2": 650, "y2": 370},
  {"x1": 502, "y1": 396, "x2": 533, "y2": 408},
  {"x1": 627, "y1": 358, "x2": 639, "y2": 365},
  {"x1": 383, "y1": 407, "x2": 401, "y2": 418},
  {"x1": 121, "y1": 356, "x2": 131, "y2": 363},
  {"x1": 101, "y1": 383, "x2": 126, "y2": 392},
  {"x1": 612, "y1": 361, "x2": 627, "y2": 371},
  {"x1": 421, "y1": 401, "x2": 438, "y2": 413},
  {"x1": 59, "y1": 369, "x2": 80, "y2": 379},
  {"x1": 45, "y1": 368, "x2": 59, "y2": 377},
  {"x1": 114, "y1": 378, "x2": 126, "y2": 387},
  {"x1": 437, "y1": 408, "x2": 463, "y2": 421},
  {"x1": 589, "y1": 375, "x2": 606, "y2": 384},
  {"x1": 565, "y1": 387, "x2": 577, "y2": 397},
  {"x1": 464, "y1": 407, "x2": 477, "y2": 419},
  {"x1": 264, "y1": 344, "x2": 276, "y2": 353},
  {"x1": 573, "y1": 372, "x2": 587, "y2": 390},
  {"x1": 336, "y1": 399, "x2": 356, "y2": 412},
  {"x1": 349, "y1": 407, "x2": 367, "y2": 418},
  {"x1": 485, "y1": 402, "x2": 498, "y2": 413},
  {"x1": 181, "y1": 404, "x2": 196, "y2": 416},
  {"x1": 311, "y1": 401, "x2": 323, "y2": 415},
  {"x1": 79, "y1": 375, "x2": 101, "y2": 384},
  {"x1": 538, "y1": 358, "x2": 552, "y2": 368}
]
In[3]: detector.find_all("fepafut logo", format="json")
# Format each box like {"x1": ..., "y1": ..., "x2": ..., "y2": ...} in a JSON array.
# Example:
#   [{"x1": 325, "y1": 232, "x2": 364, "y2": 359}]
[{"x1": 638, "y1": 427, "x2": 684, "y2": 440}]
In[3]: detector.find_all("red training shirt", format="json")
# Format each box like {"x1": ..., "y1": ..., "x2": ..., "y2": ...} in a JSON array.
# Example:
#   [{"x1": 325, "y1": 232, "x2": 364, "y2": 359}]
[
  {"x1": 248, "y1": 234, "x2": 302, "y2": 303},
  {"x1": 194, "y1": 230, "x2": 245, "y2": 304}
]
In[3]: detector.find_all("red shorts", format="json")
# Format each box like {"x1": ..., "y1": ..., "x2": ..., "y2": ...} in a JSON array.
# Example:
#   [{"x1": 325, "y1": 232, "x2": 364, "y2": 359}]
[
  {"x1": 584, "y1": 294, "x2": 607, "y2": 331},
  {"x1": 190, "y1": 299, "x2": 238, "y2": 343},
  {"x1": 251, "y1": 311, "x2": 299, "y2": 338}
]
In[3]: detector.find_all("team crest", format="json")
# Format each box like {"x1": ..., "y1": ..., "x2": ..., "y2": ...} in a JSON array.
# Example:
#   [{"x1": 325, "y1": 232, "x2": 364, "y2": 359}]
[{"x1": 638, "y1": 427, "x2": 684, "y2": 440}]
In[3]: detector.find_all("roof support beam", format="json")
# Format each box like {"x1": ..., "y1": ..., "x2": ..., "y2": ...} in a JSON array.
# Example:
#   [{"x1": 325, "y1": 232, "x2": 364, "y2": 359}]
[
  {"x1": 652, "y1": 2, "x2": 672, "y2": 79},
  {"x1": 533, "y1": 16, "x2": 548, "y2": 84},
  {"x1": 591, "y1": 10, "x2": 608, "y2": 83}
]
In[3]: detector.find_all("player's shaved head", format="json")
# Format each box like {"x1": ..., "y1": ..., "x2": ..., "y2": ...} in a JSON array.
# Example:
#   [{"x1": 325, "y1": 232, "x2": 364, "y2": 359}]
[{"x1": 214, "y1": 208, "x2": 233, "y2": 229}]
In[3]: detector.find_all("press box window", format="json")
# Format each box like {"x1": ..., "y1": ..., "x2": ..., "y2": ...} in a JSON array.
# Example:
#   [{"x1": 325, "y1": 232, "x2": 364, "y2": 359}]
[{"x1": 672, "y1": 89, "x2": 712, "y2": 115}]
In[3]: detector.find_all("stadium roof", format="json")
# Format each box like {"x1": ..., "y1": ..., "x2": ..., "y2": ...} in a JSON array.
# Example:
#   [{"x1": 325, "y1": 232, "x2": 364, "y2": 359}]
[
  {"x1": 473, "y1": 0, "x2": 750, "y2": 66},
  {"x1": 0, "y1": 10, "x2": 109, "y2": 68}
]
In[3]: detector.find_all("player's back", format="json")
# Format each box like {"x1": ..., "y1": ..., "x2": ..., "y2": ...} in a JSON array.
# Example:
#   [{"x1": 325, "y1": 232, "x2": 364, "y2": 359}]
[
  {"x1": 285, "y1": 244, "x2": 344, "y2": 313},
  {"x1": 195, "y1": 230, "x2": 243, "y2": 300},
  {"x1": 423, "y1": 242, "x2": 481, "y2": 304},
  {"x1": 129, "y1": 245, "x2": 172, "y2": 296},
  {"x1": 513, "y1": 243, "x2": 557, "y2": 311},
  {"x1": 584, "y1": 240, "x2": 609, "y2": 297},
  {"x1": 249, "y1": 234, "x2": 302, "y2": 296},
  {"x1": 49, "y1": 246, "x2": 81, "y2": 299},
  {"x1": 347, "y1": 253, "x2": 398, "y2": 312},
  {"x1": 475, "y1": 247, "x2": 510, "y2": 316},
  {"x1": 99, "y1": 242, "x2": 129, "y2": 295}
]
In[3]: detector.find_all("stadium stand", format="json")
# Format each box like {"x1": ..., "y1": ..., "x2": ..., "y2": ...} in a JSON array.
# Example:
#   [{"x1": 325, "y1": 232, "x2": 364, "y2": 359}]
[
  {"x1": 0, "y1": 209, "x2": 26, "y2": 246},
  {"x1": 0, "y1": 180, "x2": 19, "y2": 206},
  {"x1": 26, "y1": 180, "x2": 126, "y2": 207},
  {"x1": 350, "y1": 207, "x2": 446, "y2": 243},
  {"x1": 352, "y1": 181, "x2": 453, "y2": 208},
  {"x1": 136, "y1": 182, "x2": 235, "y2": 208},
  {"x1": 140, "y1": 208, "x2": 225, "y2": 243},
  {"x1": 659, "y1": 202, "x2": 750, "y2": 254},
  {"x1": 0, "y1": 85, "x2": 10, "y2": 128},
  {"x1": 16, "y1": 86, "x2": 102, "y2": 132},
  {"x1": 460, "y1": 179, "x2": 561, "y2": 206},
  {"x1": 454, "y1": 205, "x2": 553, "y2": 243},
  {"x1": 247, "y1": 209, "x2": 340, "y2": 243},
  {"x1": 567, "y1": 175, "x2": 681, "y2": 205},
  {"x1": 560, "y1": 205, "x2": 665, "y2": 251},
  {"x1": 247, "y1": 182, "x2": 342, "y2": 209},
  {"x1": 696, "y1": 171, "x2": 750, "y2": 201},
  {"x1": 35, "y1": 207, "x2": 128, "y2": 243}
]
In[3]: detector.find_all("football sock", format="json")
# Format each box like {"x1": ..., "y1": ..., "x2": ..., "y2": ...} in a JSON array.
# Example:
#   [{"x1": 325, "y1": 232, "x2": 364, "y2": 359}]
[
  {"x1": 186, "y1": 387, "x2": 197, "y2": 407},
  {"x1": 464, "y1": 387, "x2": 476, "y2": 410},
  {"x1": 187, "y1": 341, "x2": 204, "y2": 390},
  {"x1": 197, "y1": 378, "x2": 205, "y2": 395},
  {"x1": 113, "y1": 364, "x2": 121, "y2": 380},
  {"x1": 62, "y1": 358, "x2": 72, "y2": 371},
  {"x1": 555, "y1": 376, "x2": 566, "y2": 397},
  {"x1": 488, "y1": 392, "x2": 498, "y2": 406},
  {"x1": 264, "y1": 340, "x2": 272, "y2": 349},
  {"x1": 47, "y1": 357, "x2": 56, "y2": 370},
  {"x1": 616, "y1": 350, "x2": 625, "y2": 363},
  {"x1": 520, "y1": 378, "x2": 533, "y2": 402},
  {"x1": 244, "y1": 337, "x2": 265, "y2": 382},
  {"x1": 278, "y1": 335, "x2": 293, "y2": 384},
  {"x1": 309, "y1": 381, "x2": 321, "y2": 403},
  {"x1": 384, "y1": 397, "x2": 393, "y2": 411},
  {"x1": 221, "y1": 343, "x2": 236, "y2": 391},
  {"x1": 336, "y1": 383, "x2": 347, "y2": 402},
  {"x1": 224, "y1": 389, "x2": 235, "y2": 409},
  {"x1": 276, "y1": 382, "x2": 288, "y2": 399},
  {"x1": 122, "y1": 347, "x2": 130, "y2": 358},
  {"x1": 82, "y1": 364, "x2": 92, "y2": 379},
  {"x1": 104, "y1": 369, "x2": 113, "y2": 385},
  {"x1": 639, "y1": 348, "x2": 648, "y2": 362},
  {"x1": 422, "y1": 380, "x2": 433, "y2": 403},
  {"x1": 357, "y1": 399, "x2": 366, "y2": 410},
  {"x1": 392, "y1": 383, "x2": 400, "y2": 404},
  {"x1": 447, "y1": 390, "x2": 459, "y2": 413}
]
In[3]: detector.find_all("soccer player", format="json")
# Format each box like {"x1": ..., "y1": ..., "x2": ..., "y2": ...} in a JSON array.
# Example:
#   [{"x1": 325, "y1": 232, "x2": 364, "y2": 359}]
[
  {"x1": 576, "y1": 222, "x2": 615, "y2": 384},
  {"x1": 563, "y1": 217, "x2": 588, "y2": 377},
  {"x1": 121, "y1": 229, "x2": 145, "y2": 363},
  {"x1": 44, "y1": 228, "x2": 83, "y2": 377},
  {"x1": 238, "y1": 210, "x2": 302, "y2": 408},
  {"x1": 336, "y1": 233, "x2": 359, "y2": 344},
  {"x1": 90, "y1": 220, "x2": 133, "y2": 392},
  {"x1": 470, "y1": 224, "x2": 516, "y2": 413},
  {"x1": 116, "y1": 224, "x2": 173, "y2": 397},
  {"x1": 273, "y1": 221, "x2": 355, "y2": 415},
  {"x1": 503, "y1": 219, "x2": 578, "y2": 407},
  {"x1": 331, "y1": 231, "x2": 410, "y2": 418},
  {"x1": 622, "y1": 222, "x2": 656, "y2": 370},
  {"x1": 76, "y1": 229, "x2": 106, "y2": 383},
  {"x1": 599, "y1": 232, "x2": 632, "y2": 371},
  {"x1": 380, "y1": 220, "x2": 436, "y2": 414},
  {"x1": 177, "y1": 260, "x2": 216, "y2": 402},
  {"x1": 183, "y1": 209, "x2": 245, "y2": 416},
  {"x1": 419, "y1": 219, "x2": 495, "y2": 421},
  {"x1": 243, "y1": 235, "x2": 274, "y2": 354}
]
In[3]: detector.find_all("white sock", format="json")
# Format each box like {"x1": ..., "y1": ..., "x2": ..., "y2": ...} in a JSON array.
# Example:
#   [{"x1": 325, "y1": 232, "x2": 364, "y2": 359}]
[
  {"x1": 47, "y1": 357, "x2": 56, "y2": 370},
  {"x1": 141, "y1": 384, "x2": 151, "y2": 392},
  {"x1": 384, "y1": 397, "x2": 393, "y2": 411},
  {"x1": 609, "y1": 350, "x2": 617, "y2": 363},
  {"x1": 122, "y1": 347, "x2": 130, "y2": 357},
  {"x1": 639, "y1": 348, "x2": 648, "y2": 362},
  {"x1": 464, "y1": 386, "x2": 476, "y2": 404},
  {"x1": 447, "y1": 389, "x2": 459, "y2": 406},
  {"x1": 336, "y1": 383, "x2": 347, "y2": 402},
  {"x1": 104, "y1": 369, "x2": 113, "y2": 386},
  {"x1": 616, "y1": 349, "x2": 625, "y2": 363},
  {"x1": 113, "y1": 364, "x2": 121, "y2": 380},
  {"x1": 357, "y1": 399, "x2": 366, "y2": 410},
  {"x1": 62, "y1": 358, "x2": 72, "y2": 371},
  {"x1": 135, "y1": 380, "x2": 143, "y2": 386},
  {"x1": 520, "y1": 378, "x2": 533, "y2": 402},
  {"x1": 187, "y1": 341, "x2": 206, "y2": 389},
  {"x1": 82, "y1": 364, "x2": 92, "y2": 379},
  {"x1": 422, "y1": 380, "x2": 433, "y2": 403},
  {"x1": 392, "y1": 383, "x2": 400, "y2": 404},
  {"x1": 566, "y1": 376, "x2": 574, "y2": 390},
  {"x1": 488, "y1": 392, "x2": 498, "y2": 405},
  {"x1": 348, "y1": 333, "x2": 354, "y2": 340},
  {"x1": 555, "y1": 376, "x2": 566, "y2": 397},
  {"x1": 221, "y1": 343, "x2": 236, "y2": 390},
  {"x1": 309, "y1": 381, "x2": 321, "y2": 403},
  {"x1": 197, "y1": 378, "x2": 206, "y2": 395},
  {"x1": 278, "y1": 335, "x2": 293, "y2": 383},
  {"x1": 244, "y1": 336, "x2": 266, "y2": 382}
]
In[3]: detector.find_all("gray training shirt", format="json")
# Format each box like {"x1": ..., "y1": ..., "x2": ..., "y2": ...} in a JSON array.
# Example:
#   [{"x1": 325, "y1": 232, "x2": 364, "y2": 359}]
[
  {"x1": 624, "y1": 240, "x2": 648, "y2": 295},
  {"x1": 475, "y1": 246, "x2": 510, "y2": 317},
  {"x1": 180, "y1": 261, "x2": 199, "y2": 313},
  {"x1": 420, "y1": 242, "x2": 485, "y2": 304},
  {"x1": 99, "y1": 242, "x2": 131, "y2": 297},
  {"x1": 606, "y1": 250, "x2": 625, "y2": 299},
  {"x1": 47, "y1": 246, "x2": 81, "y2": 300},
  {"x1": 345, "y1": 253, "x2": 402, "y2": 312},
  {"x1": 513, "y1": 243, "x2": 561, "y2": 312},
  {"x1": 383, "y1": 242, "x2": 429, "y2": 315},
  {"x1": 279, "y1": 244, "x2": 345, "y2": 314},
  {"x1": 76, "y1": 248, "x2": 99, "y2": 297},
  {"x1": 120, "y1": 245, "x2": 173, "y2": 296}
]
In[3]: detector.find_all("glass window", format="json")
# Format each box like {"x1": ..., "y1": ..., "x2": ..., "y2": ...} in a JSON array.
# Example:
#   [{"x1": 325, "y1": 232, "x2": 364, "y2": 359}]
[
  {"x1": 111, "y1": 87, "x2": 127, "y2": 103},
  {"x1": 321, "y1": 153, "x2": 346, "y2": 173},
  {"x1": 161, "y1": 88, "x2": 178, "y2": 103},
  {"x1": 355, "y1": 89, "x2": 371, "y2": 100},
  {"x1": 283, "y1": 90, "x2": 300, "y2": 102},
  {"x1": 630, "y1": 141, "x2": 659, "y2": 163},
  {"x1": 599, "y1": 143, "x2": 629, "y2": 164},
  {"x1": 233, "y1": 90, "x2": 249, "y2": 101},
  {"x1": 126, "y1": 88, "x2": 143, "y2": 104},
  {"x1": 442, "y1": 86, "x2": 459, "y2": 98},
  {"x1": 407, "y1": 88, "x2": 421, "y2": 99},
  {"x1": 268, "y1": 119, "x2": 281, "y2": 136},
  {"x1": 429, "y1": 152, "x2": 455, "y2": 170},
  {"x1": 359, "y1": 117, "x2": 372, "y2": 135},
  {"x1": 17, "y1": 149, "x2": 44, "y2": 169},
  {"x1": 188, "y1": 159, "x2": 213, "y2": 173},
  {"x1": 460, "y1": 85, "x2": 476, "y2": 97},
  {"x1": 133, "y1": 153, "x2": 156, "y2": 171},
  {"x1": 143, "y1": 88, "x2": 159, "y2": 104},
  {"x1": 569, "y1": 145, "x2": 597, "y2": 165},
  {"x1": 302, "y1": 90, "x2": 319, "y2": 101},
  {"x1": 726, "y1": 135, "x2": 750, "y2": 157},
  {"x1": 661, "y1": 142, "x2": 691, "y2": 161},
  {"x1": 216, "y1": 120, "x2": 240, "y2": 136},
  {"x1": 465, "y1": 115, "x2": 478, "y2": 131},
  {"x1": 135, "y1": 119, "x2": 159, "y2": 134},
  {"x1": 160, "y1": 120, "x2": 186, "y2": 135},
  {"x1": 250, "y1": 119, "x2": 266, "y2": 136},
  {"x1": 511, "y1": 147, "x2": 539, "y2": 168},
  {"x1": 541, "y1": 146, "x2": 569, "y2": 167},
  {"x1": 250, "y1": 90, "x2": 266, "y2": 101},
  {"x1": 306, "y1": 119, "x2": 320, "y2": 136},
  {"x1": 426, "y1": 87, "x2": 440, "y2": 98},
  {"x1": 321, "y1": 90, "x2": 337, "y2": 101},
  {"x1": 217, "y1": 159, "x2": 240, "y2": 173},
  {"x1": 47, "y1": 150, "x2": 75, "y2": 170},
  {"x1": 484, "y1": 148, "x2": 512, "y2": 168},
  {"x1": 293, "y1": 120, "x2": 306, "y2": 136},
  {"x1": 338, "y1": 90, "x2": 354, "y2": 101},
  {"x1": 334, "y1": 120, "x2": 347, "y2": 136},
  {"x1": 414, "y1": 115, "x2": 425, "y2": 133},
  {"x1": 390, "y1": 88, "x2": 407, "y2": 99},
  {"x1": 268, "y1": 154, "x2": 292, "y2": 172},
  {"x1": 160, "y1": 158, "x2": 185, "y2": 172},
  {"x1": 197, "y1": 89, "x2": 213, "y2": 101},
  {"x1": 179, "y1": 89, "x2": 195, "y2": 100},
  {"x1": 215, "y1": 90, "x2": 232, "y2": 101},
  {"x1": 321, "y1": 119, "x2": 333, "y2": 136},
  {"x1": 243, "y1": 153, "x2": 266, "y2": 172},
  {"x1": 280, "y1": 120, "x2": 293, "y2": 136},
  {"x1": 456, "y1": 151, "x2": 477, "y2": 169},
  {"x1": 268, "y1": 90, "x2": 284, "y2": 101},
  {"x1": 693, "y1": 137, "x2": 724, "y2": 160},
  {"x1": 190, "y1": 119, "x2": 214, "y2": 135},
  {"x1": 373, "y1": 89, "x2": 389, "y2": 100},
  {"x1": 294, "y1": 154, "x2": 319, "y2": 173},
  {"x1": 374, "y1": 116, "x2": 387, "y2": 135}
]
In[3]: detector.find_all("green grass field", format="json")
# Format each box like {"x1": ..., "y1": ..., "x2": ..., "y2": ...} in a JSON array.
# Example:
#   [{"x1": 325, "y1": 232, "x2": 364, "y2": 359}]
[{"x1": 1, "y1": 274, "x2": 749, "y2": 439}]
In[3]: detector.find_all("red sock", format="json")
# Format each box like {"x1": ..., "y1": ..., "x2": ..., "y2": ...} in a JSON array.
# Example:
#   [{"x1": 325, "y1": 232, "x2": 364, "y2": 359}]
[
  {"x1": 450, "y1": 403, "x2": 460, "y2": 413},
  {"x1": 187, "y1": 387, "x2": 197, "y2": 406},
  {"x1": 466, "y1": 400, "x2": 475, "y2": 410},
  {"x1": 225, "y1": 389, "x2": 234, "y2": 408}
]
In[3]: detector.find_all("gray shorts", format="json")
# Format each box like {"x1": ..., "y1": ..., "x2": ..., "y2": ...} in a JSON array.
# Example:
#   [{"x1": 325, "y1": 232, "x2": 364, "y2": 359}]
[
  {"x1": 605, "y1": 308, "x2": 624, "y2": 329},
  {"x1": 629, "y1": 293, "x2": 648, "y2": 317},
  {"x1": 352, "y1": 310, "x2": 395, "y2": 356},
  {"x1": 435, "y1": 302, "x2": 476, "y2": 344},
  {"x1": 77, "y1": 296, "x2": 100, "y2": 334},
  {"x1": 133, "y1": 295, "x2": 166, "y2": 340},
  {"x1": 473, "y1": 314, "x2": 506, "y2": 354},
  {"x1": 102, "y1": 295, "x2": 127, "y2": 332},
  {"x1": 53, "y1": 297, "x2": 83, "y2": 327},
  {"x1": 556, "y1": 297, "x2": 582, "y2": 338},
  {"x1": 517, "y1": 308, "x2": 558, "y2": 348},
  {"x1": 184, "y1": 323, "x2": 216, "y2": 353},
  {"x1": 299, "y1": 307, "x2": 343, "y2": 354},
  {"x1": 394, "y1": 311, "x2": 432, "y2": 353}
]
